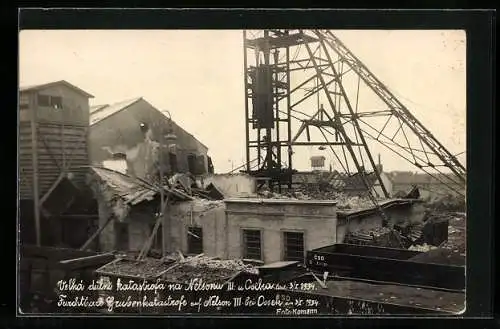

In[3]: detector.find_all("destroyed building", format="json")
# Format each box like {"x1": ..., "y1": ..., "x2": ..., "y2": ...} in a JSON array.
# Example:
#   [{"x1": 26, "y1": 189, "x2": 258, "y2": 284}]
[
  {"x1": 89, "y1": 164, "x2": 426, "y2": 263},
  {"x1": 88, "y1": 97, "x2": 213, "y2": 179},
  {"x1": 388, "y1": 171, "x2": 464, "y2": 200}
]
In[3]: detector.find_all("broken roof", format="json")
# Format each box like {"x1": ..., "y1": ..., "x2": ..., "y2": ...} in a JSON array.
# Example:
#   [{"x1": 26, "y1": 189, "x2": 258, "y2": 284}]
[
  {"x1": 337, "y1": 198, "x2": 423, "y2": 220},
  {"x1": 90, "y1": 97, "x2": 142, "y2": 126},
  {"x1": 90, "y1": 166, "x2": 193, "y2": 206},
  {"x1": 20, "y1": 80, "x2": 94, "y2": 98},
  {"x1": 388, "y1": 171, "x2": 458, "y2": 185}
]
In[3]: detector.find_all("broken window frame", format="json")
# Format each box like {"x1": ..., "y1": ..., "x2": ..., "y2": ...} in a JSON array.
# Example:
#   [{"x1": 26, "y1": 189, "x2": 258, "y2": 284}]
[
  {"x1": 187, "y1": 226, "x2": 203, "y2": 255},
  {"x1": 37, "y1": 94, "x2": 64, "y2": 109},
  {"x1": 283, "y1": 231, "x2": 305, "y2": 262},
  {"x1": 169, "y1": 152, "x2": 178, "y2": 173},
  {"x1": 187, "y1": 153, "x2": 197, "y2": 175},
  {"x1": 242, "y1": 229, "x2": 262, "y2": 261}
]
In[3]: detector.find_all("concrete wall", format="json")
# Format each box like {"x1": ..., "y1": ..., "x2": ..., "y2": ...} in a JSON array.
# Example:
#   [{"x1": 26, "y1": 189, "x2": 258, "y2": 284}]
[
  {"x1": 197, "y1": 174, "x2": 257, "y2": 198},
  {"x1": 224, "y1": 199, "x2": 338, "y2": 263},
  {"x1": 164, "y1": 199, "x2": 338, "y2": 264},
  {"x1": 166, "y1": 200, "x2": 226, "y2": 257}
]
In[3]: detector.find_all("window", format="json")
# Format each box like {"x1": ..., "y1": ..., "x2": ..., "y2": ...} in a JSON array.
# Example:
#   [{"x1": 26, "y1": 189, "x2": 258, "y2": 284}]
[
  {"x1": 187, "y1": 154, "x2": 197, "y2": 174},
  {"x1": 38, "y1": 94, "x2": 50, "y2": 107},
  {"x1": 196, "y1": 155, "x2": 206, "y2": 175},
  {"x1": 169, "y1": 152, "x2": 178, "y2": 173},
  {"x1": 19, "y1": 94, "x2": 30, "y2": 110},
  {"x1": 115, "y1": 222, "x2": 129, "y2": 251},
  {"x1": 51, "y1": 96, "x2": 63, "y2": 109},
  {"x1": 207, "y1": 156, "x2": 214, "y2": 174},
  {"x1": 187, "y1": 227, "x2": 203, "y2": 255},
  {"x1": 37, "y1": 94, "x2": 63, "y2": 109},
  {"x1": 242, "y1": 229, "x2": 262, "y2": 260},
  {"x1": 283, "y1": 231, "x2": 305, "y2": 262}
]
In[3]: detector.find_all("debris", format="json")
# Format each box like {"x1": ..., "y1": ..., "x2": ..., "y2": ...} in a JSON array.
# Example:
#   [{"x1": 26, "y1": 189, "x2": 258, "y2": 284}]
[
  {"x1": 408, "y1": 248, "x2": 465, "y2": 266},
  {"x1": 408, "y1": 244, "x2": 437, "y2": 252},
  {"x1": 161, "y1": 256, "x2": 258, "y2": 283}
]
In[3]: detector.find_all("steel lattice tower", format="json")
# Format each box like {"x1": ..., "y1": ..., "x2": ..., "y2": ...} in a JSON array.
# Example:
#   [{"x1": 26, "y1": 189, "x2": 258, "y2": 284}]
[{"x1": 243, "y1": 30, "x2": 466, "y2": 196}]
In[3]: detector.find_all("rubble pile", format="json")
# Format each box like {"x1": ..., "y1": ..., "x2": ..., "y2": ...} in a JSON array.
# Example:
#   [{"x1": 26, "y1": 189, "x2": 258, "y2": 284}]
[
  {"x1": 344, "y1": 227, "x2": 405, "y2": 248},
  {"x1": 161, "y1": 255, "x2": 258, "y2": 283},
  {"x1": 425, "y1": 194, "x2": 466, "y2": 213},
  {"x1": 439, "y1": 213, "x2": 466, "y2": 254},
  {"x1": 408, "y1": 244, "x2": 437, "y2": 252},
  {"x1": 258, "y1": 187, "x2": 378, "y2": 211},
  {"x1": 407, "y1": 212, "x2": 465, "y2": 258}
]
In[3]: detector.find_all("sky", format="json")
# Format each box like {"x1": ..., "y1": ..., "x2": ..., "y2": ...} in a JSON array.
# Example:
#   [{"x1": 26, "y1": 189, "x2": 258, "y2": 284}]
[{"x1": 19, "y1": 30, "x2": 466, "y2": 174}]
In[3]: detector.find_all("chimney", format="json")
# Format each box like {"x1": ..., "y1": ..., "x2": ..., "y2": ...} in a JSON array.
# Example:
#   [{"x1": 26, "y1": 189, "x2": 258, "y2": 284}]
[{"x1": 376, "y1": 154, "x2": 383, "y2": 173}]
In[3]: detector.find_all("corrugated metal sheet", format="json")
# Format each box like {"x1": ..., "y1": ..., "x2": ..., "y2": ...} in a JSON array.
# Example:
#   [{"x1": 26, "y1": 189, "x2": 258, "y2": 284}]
[
  {"x1": 89, "y1": 97, "x2": 142, "y2": 126},
  {"x1": 19, "y1": 122, "x2": 89, "y2": 200}
]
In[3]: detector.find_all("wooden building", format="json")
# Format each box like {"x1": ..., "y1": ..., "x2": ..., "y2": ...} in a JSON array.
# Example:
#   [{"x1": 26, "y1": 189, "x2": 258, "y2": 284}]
[{"x1": 18, "y1": 80, "x2": 95, "y2": 246}]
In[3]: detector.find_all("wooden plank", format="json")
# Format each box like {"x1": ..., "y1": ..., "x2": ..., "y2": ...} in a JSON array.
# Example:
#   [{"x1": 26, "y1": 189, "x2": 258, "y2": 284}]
[{"x1": 59, "y1": 253, "x2": 115, "y2": 271}]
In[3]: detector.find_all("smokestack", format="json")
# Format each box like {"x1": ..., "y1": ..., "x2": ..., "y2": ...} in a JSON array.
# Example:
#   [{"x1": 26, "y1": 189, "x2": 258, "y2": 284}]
[{"x1": 376, "y1": 154, "x2": 383, "y2": 173}]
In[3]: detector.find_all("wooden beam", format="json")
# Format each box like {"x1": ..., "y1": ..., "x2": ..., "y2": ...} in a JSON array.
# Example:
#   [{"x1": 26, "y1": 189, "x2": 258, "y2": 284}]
[
  {"x1": 137, "y1": 214, "x2": 163, "y2": 260},
  {"x1": 29, "y1": 92, "x2": 41, "y2": 246},
  {"x1": 39, "y1": 171, "x2": 65, "y2": 206},
  {"x1": 79, "y1": 215, "x2": 114, "y2": 251},
  {"x1": 138, "y1": 194, "x2": 170, "y2": 260}
]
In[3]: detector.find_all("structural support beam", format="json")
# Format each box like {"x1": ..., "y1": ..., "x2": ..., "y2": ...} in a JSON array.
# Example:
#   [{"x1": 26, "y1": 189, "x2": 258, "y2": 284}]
[
  {"x1": 29, "y1": 92, "x2": 41, "y2": 246},
  {"x1": 79, "y1": 216, "x2": 114, "y2": 251}
]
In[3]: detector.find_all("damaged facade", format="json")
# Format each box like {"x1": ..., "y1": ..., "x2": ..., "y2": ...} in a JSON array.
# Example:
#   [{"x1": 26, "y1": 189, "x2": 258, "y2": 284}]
[
  {"x1": 88, "y1": 97, "x2": 213, "y2": 180},
  {"x1": 90, "y1": 166, "x2": 427, "y2": 265}
]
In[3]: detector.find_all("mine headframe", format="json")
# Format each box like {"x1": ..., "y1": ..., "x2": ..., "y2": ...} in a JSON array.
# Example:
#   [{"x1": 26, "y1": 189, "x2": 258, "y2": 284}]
[{"x1": 243, "y1": 29, "x2": 466, "y2": 197}]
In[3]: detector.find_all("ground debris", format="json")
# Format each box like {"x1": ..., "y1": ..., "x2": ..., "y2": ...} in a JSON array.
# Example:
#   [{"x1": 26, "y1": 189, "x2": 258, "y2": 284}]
[
  {"x1": 161, "y1": 255, "x2": 258, "y2": 283},
  {"x1": 408, "y1": 248, "x2": 465, "y2": 266},
  {"x1": 408, "y1": 244, "x2": 438, "y2": 252}
]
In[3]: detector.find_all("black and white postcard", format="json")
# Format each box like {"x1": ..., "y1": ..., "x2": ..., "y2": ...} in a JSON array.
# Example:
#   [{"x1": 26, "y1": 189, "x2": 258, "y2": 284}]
[{"x1": 18, "y1": 28, "x2": 467, "y2": 316}]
